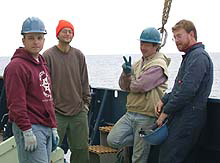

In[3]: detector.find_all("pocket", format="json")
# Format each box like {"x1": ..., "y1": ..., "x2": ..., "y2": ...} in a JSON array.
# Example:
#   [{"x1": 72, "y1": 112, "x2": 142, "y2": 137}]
[{"x1": 178, "y1": 129, "x2": 192, "y2": 139}]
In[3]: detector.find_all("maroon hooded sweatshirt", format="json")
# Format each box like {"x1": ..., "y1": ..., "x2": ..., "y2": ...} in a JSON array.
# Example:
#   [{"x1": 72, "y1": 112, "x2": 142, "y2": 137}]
[{"x1": 4, "y1": 48, "x2": 56, "y2": 131}]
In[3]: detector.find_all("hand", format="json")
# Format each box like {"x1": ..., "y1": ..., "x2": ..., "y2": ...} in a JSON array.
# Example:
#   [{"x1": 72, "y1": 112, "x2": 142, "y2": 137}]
[
  {"x1": 156, "y1": 113, "x2": 168, "y2": 127},
  {"x1": 51, "y1": 128, "x2": 60, "y2": 152},
  {"x1": 23, "y1": 128, "x2": 37, "y2": 152},
  {"x1": 155, "y1": 99, "x2": 164, "y2": 117},
  {"x1": 84, "y1": 104, "x2": 89, "y2": 112},
  {"x1": 122, "y1": 56, "x2": 132, "y2": 75}
]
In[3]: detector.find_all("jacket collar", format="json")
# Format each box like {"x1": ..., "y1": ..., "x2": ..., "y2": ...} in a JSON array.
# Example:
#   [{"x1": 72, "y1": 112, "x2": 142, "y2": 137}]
[{"x1": 182, "y1": 42, "x2": 204, "y2": 60}]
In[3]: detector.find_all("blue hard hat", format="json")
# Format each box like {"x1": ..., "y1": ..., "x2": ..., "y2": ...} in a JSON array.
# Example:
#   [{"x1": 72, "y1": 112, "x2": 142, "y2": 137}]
[
  {"x1": 139, "y1": 27, "x2": 161, "y2": 44},
  {"x1": 21, "y1": 17, "x2": 47, "y2": 35},
  {"x1": 139, "y1": 120, "x2": 168, "y2": 145}
]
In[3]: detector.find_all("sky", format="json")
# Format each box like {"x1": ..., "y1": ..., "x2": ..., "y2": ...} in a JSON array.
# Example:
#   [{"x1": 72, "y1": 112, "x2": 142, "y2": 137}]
[{"x1": 0, "y1": 0, "x2": 220, "y2": 57}]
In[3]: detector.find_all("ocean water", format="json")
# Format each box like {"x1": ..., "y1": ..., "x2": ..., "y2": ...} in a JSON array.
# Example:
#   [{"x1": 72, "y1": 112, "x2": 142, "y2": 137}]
[{"x1": 0, "y1": 52, "x2": 219, "y2": 98}]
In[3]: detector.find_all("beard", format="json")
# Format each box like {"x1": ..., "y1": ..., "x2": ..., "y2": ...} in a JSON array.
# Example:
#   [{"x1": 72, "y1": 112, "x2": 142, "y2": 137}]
[
  {"x1": 58, "y1": 36, "x2": 73, "y2": 44},
  {"x1": 176, "y1": 39, "x2": 190, "y2": 52}
]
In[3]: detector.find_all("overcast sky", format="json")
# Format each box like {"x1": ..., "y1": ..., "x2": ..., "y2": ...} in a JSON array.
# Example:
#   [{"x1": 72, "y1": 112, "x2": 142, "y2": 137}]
[{"x1": 0, "y1": 0, "x2": 219, "y2": 57}]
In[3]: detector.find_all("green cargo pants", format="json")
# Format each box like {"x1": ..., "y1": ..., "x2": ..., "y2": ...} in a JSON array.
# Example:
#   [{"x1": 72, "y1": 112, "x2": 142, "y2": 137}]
[{"x1": 56, "y1": 109, "x2": 89, "y2": 163}]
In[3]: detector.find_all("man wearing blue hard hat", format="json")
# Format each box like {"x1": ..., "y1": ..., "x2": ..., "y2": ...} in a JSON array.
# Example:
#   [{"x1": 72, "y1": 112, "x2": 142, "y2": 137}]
[
  {"x1": 3, "y1": 17, "x2": 59, "y2": 163},
  {"x1": 107, "y1": 27, "x2": 170, "y2": 162}
]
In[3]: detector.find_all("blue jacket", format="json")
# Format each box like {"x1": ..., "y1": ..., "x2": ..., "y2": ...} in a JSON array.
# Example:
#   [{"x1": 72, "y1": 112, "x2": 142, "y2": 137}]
[{"x1": 162, "y1": 43, "x2": 213, "y2": 114}]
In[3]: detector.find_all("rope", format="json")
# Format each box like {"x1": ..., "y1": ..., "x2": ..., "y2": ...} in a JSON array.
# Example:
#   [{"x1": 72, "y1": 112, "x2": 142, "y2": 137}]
[
  {"x1": 162, "y1": 0, "x2": 172, "y2": 30},
  {"x1": 159, "y1": 0, "x2": 172, "y2": 49}
]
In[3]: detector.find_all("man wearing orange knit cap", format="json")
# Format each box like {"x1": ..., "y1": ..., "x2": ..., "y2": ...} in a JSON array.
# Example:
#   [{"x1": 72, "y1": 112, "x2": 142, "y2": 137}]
[
  {"x1": 43, "y1": 20, "x2": 91, "y2": 163},
  {"x1": 56, "y1": 20, "x2": 74, "y2": 38}
]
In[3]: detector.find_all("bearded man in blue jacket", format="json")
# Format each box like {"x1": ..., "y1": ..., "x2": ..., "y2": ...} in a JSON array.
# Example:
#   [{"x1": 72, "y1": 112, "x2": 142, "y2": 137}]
[{"x1": 155, "y1": 19, "x2": 213, "y2": 163}]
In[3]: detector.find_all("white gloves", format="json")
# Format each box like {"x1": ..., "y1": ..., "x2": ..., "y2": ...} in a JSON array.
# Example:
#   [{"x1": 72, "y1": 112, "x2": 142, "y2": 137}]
[
  {"x1": 23, "y1": 128, "x2": 60, "y2": 152},
  {"x1": 23, "y1": 128, "x2": 37, "y2": 152},
  {"x1": 51, "y1": 128, "x2": 60, "y2": 151}
]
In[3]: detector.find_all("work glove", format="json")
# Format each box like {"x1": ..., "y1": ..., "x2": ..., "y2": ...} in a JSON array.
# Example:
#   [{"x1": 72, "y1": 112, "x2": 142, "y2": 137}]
[
  {"x1": 23, "y1": 128, "x2": 37, "y2": 152},
  {"x1": 122, "y1": 56, "x2": 132, "y2": 75},
  {"x1": 51, "y1": 128, "x2": 60, "y2": 152}
]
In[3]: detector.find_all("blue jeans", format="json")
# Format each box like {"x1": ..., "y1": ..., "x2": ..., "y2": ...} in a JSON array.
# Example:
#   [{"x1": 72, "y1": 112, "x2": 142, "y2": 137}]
[
  {"x1": 12, "y1": 123, "x2": 52, "y2": 163},
  {"x1": 107, "y1": 112, "x2": 156, "y2": 163}
]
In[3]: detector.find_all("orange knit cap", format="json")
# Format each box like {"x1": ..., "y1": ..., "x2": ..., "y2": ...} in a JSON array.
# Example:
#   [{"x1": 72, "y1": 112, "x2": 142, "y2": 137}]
[{"x1": 56, "y1": 20, "x2": 74, "y2": 38}]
